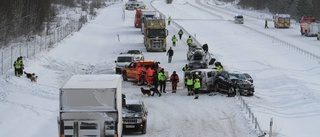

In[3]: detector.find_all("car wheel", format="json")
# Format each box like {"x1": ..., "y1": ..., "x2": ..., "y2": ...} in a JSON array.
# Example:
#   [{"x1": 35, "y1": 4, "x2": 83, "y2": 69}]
[
  {"x1": 214, "y1": 84, "x2": 219, "y2": 92},
  {"x1": 122, "y1": 71, "x2": 128, "y2": 81},
  {"x1": 142, "y1": 123, "x2": 147, "y2": 134}
]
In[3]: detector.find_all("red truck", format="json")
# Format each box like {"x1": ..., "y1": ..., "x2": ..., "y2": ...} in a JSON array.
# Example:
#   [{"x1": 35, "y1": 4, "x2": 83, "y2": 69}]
[
  {"x1": 122, "y1": 60, "x2": 167, "y2": 85},
  {"x1": 300, "y1": 16, "x2": 320, "y2": 36},
  {"x1": 273, "y1": 14, "x2": 290, "y2": 28}
]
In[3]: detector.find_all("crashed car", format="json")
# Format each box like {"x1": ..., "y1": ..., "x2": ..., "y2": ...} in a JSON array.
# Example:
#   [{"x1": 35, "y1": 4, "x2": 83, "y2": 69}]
[
  {"x1": 188, "y1": 60, "x2": 208, "y2": 70},
  {"x1": 212, "y1": 71, "x2": 254, "y2": 96},
  {"x1": 187, "y1": 43, "x2": 204, "y2": 60}
]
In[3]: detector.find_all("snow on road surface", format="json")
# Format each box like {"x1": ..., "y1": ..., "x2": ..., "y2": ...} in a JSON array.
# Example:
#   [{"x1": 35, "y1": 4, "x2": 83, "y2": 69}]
[{"x1": 1, "y1": 0, "x2": 320, "y2": 137}]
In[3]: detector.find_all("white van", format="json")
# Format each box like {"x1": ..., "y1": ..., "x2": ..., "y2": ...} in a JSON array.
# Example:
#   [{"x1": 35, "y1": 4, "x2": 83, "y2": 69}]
[{"x1": 184, "y1": 69, "x2": 219, "y2": 92}]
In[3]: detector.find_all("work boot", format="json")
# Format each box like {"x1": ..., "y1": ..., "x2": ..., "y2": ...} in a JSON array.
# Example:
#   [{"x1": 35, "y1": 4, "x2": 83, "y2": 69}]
[
  {"x1": 188, "y1": 93, "x2": 190, "y2": 96},
  {"x1": 191, "y1": 93, "x2": 194, "y2": 96},
  {"x1": 159, "y1": 93, "x2": 162, "y2": 97},
  {"x1": 163, "y1": 91, "x2": 166, "y2": 93},
  {"x1": 194, "y1": 97, "x2": 198, "y2": 99}
]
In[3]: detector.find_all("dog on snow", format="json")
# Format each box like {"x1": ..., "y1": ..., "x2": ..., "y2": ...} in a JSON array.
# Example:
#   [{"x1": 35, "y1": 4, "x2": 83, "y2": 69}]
[
  {"x1": 140, "y1": 87, "x2": 151, "y2": 96},
  {"x1": 24, "y1": 71, "x2": 38, "y2": 82}
]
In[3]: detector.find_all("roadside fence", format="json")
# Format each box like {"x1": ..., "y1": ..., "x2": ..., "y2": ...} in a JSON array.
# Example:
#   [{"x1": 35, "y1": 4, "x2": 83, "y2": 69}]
[
  {"x1": 236, "y1": 92, "x2": 271, "y2": 137},
  {"x1": 0, "y1": 15, "x2": 88, "y2": 75}
]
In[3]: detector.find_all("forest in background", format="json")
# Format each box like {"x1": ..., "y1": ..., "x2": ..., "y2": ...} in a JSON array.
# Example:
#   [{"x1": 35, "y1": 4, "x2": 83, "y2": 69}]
[
  {"x1": 1, "y1": 0, "x2": 320, "y2": 49},
  {"x1": 237, "y1": 0, "x2": 320, "y2": 21},
  {"x1": 0, "y1": 0, "x2": 106, "y2": 49}
]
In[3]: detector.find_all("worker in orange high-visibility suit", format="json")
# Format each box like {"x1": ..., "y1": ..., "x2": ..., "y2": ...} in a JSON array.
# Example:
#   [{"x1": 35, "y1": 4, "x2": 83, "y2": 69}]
[{"x1": 146, "y1": 67, "x2": 154, "y2": 86}]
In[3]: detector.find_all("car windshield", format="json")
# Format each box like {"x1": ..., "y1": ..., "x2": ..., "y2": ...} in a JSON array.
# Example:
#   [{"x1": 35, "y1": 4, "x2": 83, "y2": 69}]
[
  {"x1": 117, "y1": 57, "x2": 132, "y2": 62},
  {"x1": 127, "y1": 50, "x2": 141, "y2": 54},
  {"x1": 229, "y1": 73, "x2": 246, "y2": 80},
  {"x1": 126, "y1": 104, "x2": 142, "y2": 112}
]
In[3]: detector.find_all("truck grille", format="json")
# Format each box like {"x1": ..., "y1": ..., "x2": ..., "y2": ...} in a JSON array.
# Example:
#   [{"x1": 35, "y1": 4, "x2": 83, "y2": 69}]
[
  {"x1": 123, "y1": 118, "x2": 141, "y2": 124},
  {"x1": 152, "y1": 40, "x2": 163, "y2": 48}
]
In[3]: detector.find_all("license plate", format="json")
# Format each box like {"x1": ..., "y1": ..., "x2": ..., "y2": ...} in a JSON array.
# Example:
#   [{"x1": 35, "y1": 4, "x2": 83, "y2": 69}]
[{"x1": 126, "y1": 125, "x2": 135, "y2": 128}]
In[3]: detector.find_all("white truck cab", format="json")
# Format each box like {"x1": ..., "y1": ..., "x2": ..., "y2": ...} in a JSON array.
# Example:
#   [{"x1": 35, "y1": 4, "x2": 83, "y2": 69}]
[{"x1": 58, "y1": 74, "x2": 123, "y2": 137}]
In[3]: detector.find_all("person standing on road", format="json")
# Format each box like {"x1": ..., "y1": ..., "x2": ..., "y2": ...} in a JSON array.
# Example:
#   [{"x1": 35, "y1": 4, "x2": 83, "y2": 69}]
[
  {"x1": 14, "y1": 56, "x2": 24, "y2": 77},
  {"x1": 178, "y1": 29, "x2": 183, "y2": 40},
  {"x1": 193, "y1": 76, "x2": 201, "y2": 99},
  {"x1": 182, "y1": 64, "x2": 190, "y2": 72},
  {"x1": 186, "y1": 75, "x2": 193, "y2": 96},
  {"x1": 171, "y1": 35, "x2": 177, "y2": 47},
  {"x1": 167, "y1": 47, "x2": 174, "y2": 63},
  {"x1": 202, "y1": 43, "x2": 208, "y2": 53},
  {"x1": 168, "y1": 16, "x2": 171, "y2": 25},
  {"x1": 158, "y1": 68, "x2": 167, "y2": 93},
  {"x1": 265, "y1": 19, "x2": 268, "y2": 29},
  {"x1": 170, "y1": 71, "x2": 179, "y2": 93},
  {"x1": 151, "y1": 72, "x2": 161, "y2": 97},
  {"x1": 187, "y1": 35, "x2": 193, "y2": 48}
]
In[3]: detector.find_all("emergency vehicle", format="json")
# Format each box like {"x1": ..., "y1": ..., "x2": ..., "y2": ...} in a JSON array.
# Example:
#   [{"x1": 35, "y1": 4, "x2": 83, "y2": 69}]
[
  {"x1": 300, "y1": 16, "x2": 320, "y2": 37},
  {"x1": 273, "y1": 14, "x2": 290, "y2": 28}
]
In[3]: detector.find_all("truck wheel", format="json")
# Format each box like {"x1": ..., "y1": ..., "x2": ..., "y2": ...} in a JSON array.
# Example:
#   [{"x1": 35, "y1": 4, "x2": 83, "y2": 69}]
[{"x1": 122, "y1": 71, "x2": 128, "y2": 81}]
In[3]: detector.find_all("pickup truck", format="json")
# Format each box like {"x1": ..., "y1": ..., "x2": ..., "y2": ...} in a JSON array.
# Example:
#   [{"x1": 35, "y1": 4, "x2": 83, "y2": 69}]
[{"x1": 122, "y1": 60, "x2": 162, "y2": 85}]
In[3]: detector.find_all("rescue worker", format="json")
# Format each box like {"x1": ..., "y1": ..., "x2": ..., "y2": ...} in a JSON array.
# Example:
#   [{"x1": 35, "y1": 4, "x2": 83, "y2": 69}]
[
  {"x1": 202, "y1": 43, "x2": 208, "y2": 53},
  {"x1": 167, "y1": 47, "x2": 174, "y2": 63},
  {"x1": 186, "y1": 75, "x2": 193, "y2": 96},
  {"x1": 158, "y1": 68, "x2": 167, "y2": 93},
  {"x1": 187, "y1": 35, "x2": 193, "y2": 47},
  {"x1": 193, "y1": 76, "x2": 201, "y2": 99},
  {"x1": 171, "y1": 35, "x2": 177, "y2": 46},
  {"x1": 14, "y1": 56, "x2": 24, "y2": 77},
  {"x1": 151, "y1": 71, "x2": 161, "y2": 97},
  {"x1": 178, "y1": 29, "x2": 183, "y2": 40},
  {"x1": 170, "y1": 71, "x2": 179, "y2": 93},
  {"x1": 168, "y1": 16, "x2": 171, "y2": 25},
  {"x1": 265, "y1": 19, "x2": 268, "y2": 29},
  {"x1": 182, "y1": 64, "x2": 190, "y2": 71},
  {"x1": 214, "y1": 62, "x2": 223, "y2": 71},
  {"x1": 146, "y1": 67, "x2": 154, "y2": 86},
  {"x1": 137, "y1": 65, "x2": 145, "y2": 85},
  {"x1": 13, "y1": 57, "x2": 20, "y2": 76}
]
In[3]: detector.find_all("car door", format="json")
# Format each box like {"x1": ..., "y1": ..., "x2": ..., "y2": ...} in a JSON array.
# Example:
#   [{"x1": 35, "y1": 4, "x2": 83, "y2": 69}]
[{"x1": 218, "y1": 71, "x2": 231, "y2": 91}]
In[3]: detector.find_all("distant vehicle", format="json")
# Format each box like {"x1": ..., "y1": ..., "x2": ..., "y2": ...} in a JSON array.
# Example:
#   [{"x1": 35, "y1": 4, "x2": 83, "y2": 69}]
[
  {"x1": 143, "y1": 18, "x2": 168, "y2": 52},
  {"x1": 127, "y1": 49, "x2": 144, "y2": 61},
  {"x1": 187, "y1": 44, "x2": 204, "y2": 60},
  {"x1": 140, "y1": 10, "x2": 157, "y2": 34},
  {"x1": 300, "y1": 16, "x2": 320, "y2": 36},
  {"x1": 183, "y1": 69, "x2": 219, "y2": 92},
  {"x1": 273, "y1": 14, "x2": 290, "y2": 28},
  {"x1": 115, "y1": 52, "x2": 144, "y2": 74},
  {"x1": 125, "y1": 1, "x2": 146, "y2": 10},
  {"x1": 58, "y1": 74, "x2": 123, "y2": 137},
  {"x1": 234, "y1": 14, "x2": 244, "y2": 24},
  {"x1": 122, "y1": 100, "x2": 148, "y2": 134}
]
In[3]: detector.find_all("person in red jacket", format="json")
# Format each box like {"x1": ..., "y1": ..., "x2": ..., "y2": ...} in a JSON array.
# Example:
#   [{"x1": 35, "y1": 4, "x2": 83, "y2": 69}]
[{"x1": 170, "y1": 71, "x2": 179, "y2": 93}]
